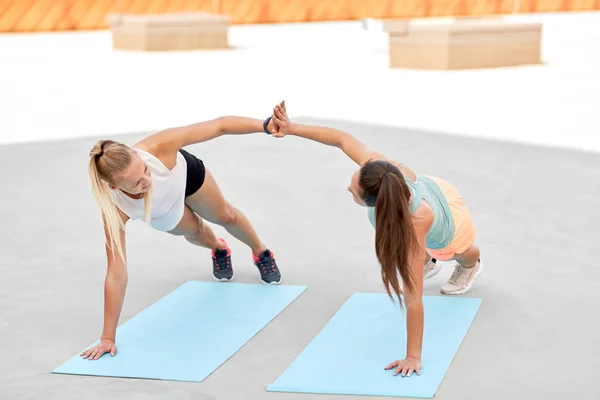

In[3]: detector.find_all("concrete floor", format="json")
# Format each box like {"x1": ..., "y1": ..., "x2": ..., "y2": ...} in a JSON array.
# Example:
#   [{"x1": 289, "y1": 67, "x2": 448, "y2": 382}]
[{"x1": 1, "y1": 117, "x2": 599, "y2": 399}]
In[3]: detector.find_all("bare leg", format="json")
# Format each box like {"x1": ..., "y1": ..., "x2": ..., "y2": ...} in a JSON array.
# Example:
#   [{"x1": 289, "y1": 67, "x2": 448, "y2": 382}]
[
  {"x1": 169, "y1": 204, "x2": 235, "y2": 281},
  {"x1": 440, "y1": 244, "x2": 483, "y2": 295},
  {"x1": 184, "y1": 169, "x2": 266, "y2": 257},
  {"x1": 452, "y1": 244, "x2": 480, "y2": 268},
  {"x1": 183, "y1": 168, "x2": 281, "y2": 284},
  {"x1": 168, "y1": 205, "x2": 227, "y2": 251}
]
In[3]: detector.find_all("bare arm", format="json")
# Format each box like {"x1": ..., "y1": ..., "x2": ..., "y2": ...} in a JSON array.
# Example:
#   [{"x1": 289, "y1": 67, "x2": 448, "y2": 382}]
[
  {"x1": 401, "y1": 208, "x2": 431, "y2": 366},
  {"x1": 403, "y1": 224, "x2": 427, "y2": 361},
  {"x1": 81, "y1": 208, "x2": 130, "y2": 360},
  {"x1": 385, "y1": 208, "x2": 431, "y2": 375},
  {"x1": 137, "y1": 116, "x2": 277, "y2": 157},
  {"x1": 288, "y1": 123, "x2": 386, "y2": 166},
  {"x1": 272, "y1": 102, "x2": 417, "y2": 179},
  {"x1": 101, "y1": 209, "x2": 129, "y2": 343}
]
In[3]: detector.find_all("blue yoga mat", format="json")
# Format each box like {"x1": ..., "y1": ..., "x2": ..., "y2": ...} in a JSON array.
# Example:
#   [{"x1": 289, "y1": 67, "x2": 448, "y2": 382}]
[
  {"x1": 53, "y1": 281, "x2": 307, "y2": 382},
  {"x1": 267, "y1": 293, "x2": 481, "y2": 398}
]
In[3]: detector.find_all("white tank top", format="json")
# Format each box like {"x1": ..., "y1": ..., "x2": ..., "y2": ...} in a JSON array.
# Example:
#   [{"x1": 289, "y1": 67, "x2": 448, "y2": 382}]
[{"x1": 111, "y1": 148, "x2": 187, "y2": 232}]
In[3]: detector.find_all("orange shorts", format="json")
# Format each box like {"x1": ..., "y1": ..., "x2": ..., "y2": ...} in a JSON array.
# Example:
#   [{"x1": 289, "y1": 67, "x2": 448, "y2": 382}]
[{"x1": 425, "y1": 176, "x2": 477, "y2": 261}]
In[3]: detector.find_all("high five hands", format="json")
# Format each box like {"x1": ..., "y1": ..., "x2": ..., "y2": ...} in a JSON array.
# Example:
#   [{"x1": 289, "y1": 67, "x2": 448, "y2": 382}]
[{"x1": 268, "y1": 100, "x2": 291, "y2": 138}]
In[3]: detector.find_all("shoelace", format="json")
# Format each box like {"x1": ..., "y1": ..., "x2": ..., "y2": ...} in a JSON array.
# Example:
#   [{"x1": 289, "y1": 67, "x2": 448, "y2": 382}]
[
  {"x1": 213, "y1": 250, "x2": 231, "y2": 271},
  {"x1": 448, "y1": 264, "x2": 466, "y2": 284},
  {"x1": 257, "y1": 254, "x2": 277, "y2": 275}
]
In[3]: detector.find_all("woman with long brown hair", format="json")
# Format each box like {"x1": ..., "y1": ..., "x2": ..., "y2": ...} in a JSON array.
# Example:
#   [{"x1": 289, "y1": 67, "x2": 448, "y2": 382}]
[
  {"x1": 80, "y1": 116, "x2": 283, "y2": 361},
  {"x1": 268, "y1": 101, "x2": 483, "y2": 378}
]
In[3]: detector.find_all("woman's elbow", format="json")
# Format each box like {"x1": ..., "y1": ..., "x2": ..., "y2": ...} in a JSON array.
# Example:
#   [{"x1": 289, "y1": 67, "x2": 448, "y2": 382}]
[
  {"x1": 337, "y1": 133, "x2": 357, "y2": 150},
  {"x1": 405, "y1": 296, "x2": 424, "y2": 310},
  {"x1": 106, "y1": 268, "x2": 128, "y2": 285}
]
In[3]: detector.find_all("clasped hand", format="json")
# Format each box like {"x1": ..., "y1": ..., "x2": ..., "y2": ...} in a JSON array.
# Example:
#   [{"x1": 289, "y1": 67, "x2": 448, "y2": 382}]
[{"x1": 266, "y1": 100, "x2": 291, "y2": 137}]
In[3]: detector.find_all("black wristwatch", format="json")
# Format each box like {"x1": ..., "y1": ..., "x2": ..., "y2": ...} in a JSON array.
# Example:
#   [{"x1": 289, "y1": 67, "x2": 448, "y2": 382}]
[{"x1": 263, "y1": 116, "x2": 272, "y2": 134}]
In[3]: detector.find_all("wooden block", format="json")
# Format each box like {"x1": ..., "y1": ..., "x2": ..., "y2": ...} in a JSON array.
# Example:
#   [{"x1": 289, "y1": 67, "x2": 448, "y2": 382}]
[
  {"x1": 381, "y1": 19, "x2": 410, "y2": 34},
  {"x1": 106, "y1": 12, "x2": 230, "y2": 51},
  {"x1": 388, "y1": 18, "x2": 543, "y2": 70}
]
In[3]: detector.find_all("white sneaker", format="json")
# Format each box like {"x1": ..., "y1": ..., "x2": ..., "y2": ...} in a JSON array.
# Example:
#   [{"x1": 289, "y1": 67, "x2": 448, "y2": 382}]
[
  {"x1": 424, "y1": 258, "x2": 442, "y2": 280},
  {"x1": 440, "y1": 259, "x2": 484, "y2": 295}
]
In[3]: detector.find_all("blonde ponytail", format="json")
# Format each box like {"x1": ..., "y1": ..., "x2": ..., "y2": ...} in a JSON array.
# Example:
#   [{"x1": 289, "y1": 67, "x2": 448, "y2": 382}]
[{"x1": 88, "y1": 140, "x2": 142, "y2": 262}]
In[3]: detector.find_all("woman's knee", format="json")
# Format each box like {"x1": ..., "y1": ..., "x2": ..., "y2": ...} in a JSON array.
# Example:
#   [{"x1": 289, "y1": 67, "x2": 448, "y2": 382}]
[
  {"x1": 211, "y1": 205, "x2": 237, "y2": 226},
  {"x1": 453, "y1": 244, "x2": 480, "y2": 265},
  {"x1": 170, "y1": 214, "x2": 203, "y2": 238}
]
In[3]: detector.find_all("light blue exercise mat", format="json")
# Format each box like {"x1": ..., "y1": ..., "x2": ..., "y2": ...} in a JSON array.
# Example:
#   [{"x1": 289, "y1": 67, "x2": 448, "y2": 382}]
[
  {"x1": 267, "y1": 293, "x2": 482, "y2": 398},
  {"x1": 52, "y1": 281, "x2": 307, "y2": 382}
]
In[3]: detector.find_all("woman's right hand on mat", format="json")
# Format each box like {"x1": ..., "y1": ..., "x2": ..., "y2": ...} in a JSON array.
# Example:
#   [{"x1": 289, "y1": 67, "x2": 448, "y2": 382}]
[
  {"x1": 271, "y1": 100, "x2": 290, "y2": 137},
  {"x1": 385, "y1": 357, "x2": 421, "y2": 377},
  {"x1": 80, "y1": 339, "x2": 117, "y2": 360}
]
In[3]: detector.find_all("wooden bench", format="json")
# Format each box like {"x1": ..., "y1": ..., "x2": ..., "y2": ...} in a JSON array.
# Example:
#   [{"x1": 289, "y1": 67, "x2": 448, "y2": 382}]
[
  {"x1": 105, "y1": 12, "x2": 230, "y2": 51},
  {"x1": 384, "y1": 18, "x2": 543, "y2": 70}
]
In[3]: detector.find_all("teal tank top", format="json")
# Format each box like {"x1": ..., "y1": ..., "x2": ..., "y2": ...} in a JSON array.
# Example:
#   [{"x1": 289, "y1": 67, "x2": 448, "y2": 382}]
[{"x1": 367, "y1": 175, "x2": 455, "y2": 250}]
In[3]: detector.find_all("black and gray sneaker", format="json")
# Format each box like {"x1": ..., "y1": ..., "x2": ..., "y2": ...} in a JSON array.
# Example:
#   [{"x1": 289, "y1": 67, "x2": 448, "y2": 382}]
[
  {"x1": 211, "y1": 239, "x2": 233, "y2": 281},
  {"x1": 253, "y1": 249, "x2": 281, "y2": 285}
]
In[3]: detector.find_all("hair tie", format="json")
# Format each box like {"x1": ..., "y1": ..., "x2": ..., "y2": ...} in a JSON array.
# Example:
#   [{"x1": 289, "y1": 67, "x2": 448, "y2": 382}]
[{"x1": 97, "y1": 142, "x2": 108, "y2": 158}]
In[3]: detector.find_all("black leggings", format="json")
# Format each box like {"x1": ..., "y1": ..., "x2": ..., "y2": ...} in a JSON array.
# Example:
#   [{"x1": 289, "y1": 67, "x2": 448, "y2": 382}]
[{"x1": 179, "y1": 149, "x2": 206, "y2": 197}]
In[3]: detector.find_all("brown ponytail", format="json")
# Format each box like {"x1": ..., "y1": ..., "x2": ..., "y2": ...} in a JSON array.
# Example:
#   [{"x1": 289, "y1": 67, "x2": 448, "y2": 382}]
[{"x1": 359, "y1": 160, "x2": 419, "y2": 305}]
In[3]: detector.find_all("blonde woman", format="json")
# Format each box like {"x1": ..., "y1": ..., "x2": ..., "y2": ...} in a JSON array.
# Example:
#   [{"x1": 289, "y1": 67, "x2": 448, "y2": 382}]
[{"x1": 81, "y1": 116, "x2": 281, "y2": 361}]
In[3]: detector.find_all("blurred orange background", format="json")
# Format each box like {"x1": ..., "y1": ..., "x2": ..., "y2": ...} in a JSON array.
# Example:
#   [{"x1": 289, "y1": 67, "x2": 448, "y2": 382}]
[{"x1": 1, "y1": 0, "x2": 599, "y2": 33}]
